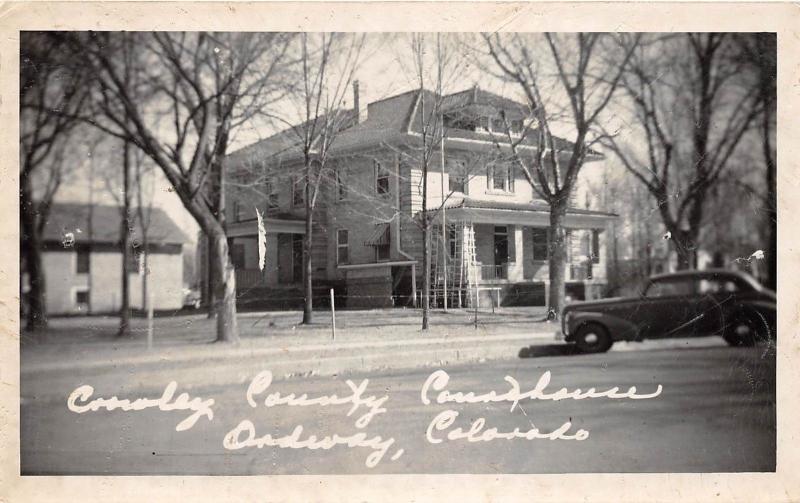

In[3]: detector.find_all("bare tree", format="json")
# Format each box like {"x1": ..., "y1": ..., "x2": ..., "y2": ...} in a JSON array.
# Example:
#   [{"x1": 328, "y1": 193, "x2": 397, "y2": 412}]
[
  {"x1": 66, "y1": 32, "x2": 293, "y2": 343},
  {"x1": 271, "y1": 33, "x2": 365, "y2": 325},
  {"x1": 603, "y1": 34, "x2": 761, "y2": 271},
  {"x1": 733, "y1": 33, "x2": 776, "y2": 288},
  {"x1": 484, "y1": 33, "x2": 639, "y2": 319},
  {"x1": 20, "y1": 32, "x2": 88, "y2": 330},
  {"x1": 391, "y1": 33, "x2": 470, "y2": 329},
  {"x1": 132, "y1": 149, "x2": 157, "y2": 312}
]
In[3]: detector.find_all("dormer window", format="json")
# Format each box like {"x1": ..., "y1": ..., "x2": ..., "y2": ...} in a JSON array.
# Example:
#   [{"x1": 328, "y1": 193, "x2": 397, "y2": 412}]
[{"x1": 491, "y1": 117, "x2": 504, "y2": 133}]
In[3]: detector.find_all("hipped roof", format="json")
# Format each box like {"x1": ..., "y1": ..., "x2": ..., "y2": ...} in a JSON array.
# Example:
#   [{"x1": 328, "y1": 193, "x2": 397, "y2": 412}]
[{"x1": 225, "y1": 86, "x2": 595, "y2": 170}]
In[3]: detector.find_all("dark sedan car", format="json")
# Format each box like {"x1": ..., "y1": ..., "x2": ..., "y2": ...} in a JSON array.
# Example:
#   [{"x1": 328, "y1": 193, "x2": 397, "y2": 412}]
[{"x1": 561, "y1": 269, "x2": 776, "y2": 353}]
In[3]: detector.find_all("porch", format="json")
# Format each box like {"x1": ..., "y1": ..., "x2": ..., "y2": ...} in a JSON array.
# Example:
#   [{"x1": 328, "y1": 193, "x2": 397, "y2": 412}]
[
  {"x1": 428, "y1": 199, "x2": 615, "y2": 308},
  {"x1": 225, "y1": 217, "x2": 305, "y2": 291}
]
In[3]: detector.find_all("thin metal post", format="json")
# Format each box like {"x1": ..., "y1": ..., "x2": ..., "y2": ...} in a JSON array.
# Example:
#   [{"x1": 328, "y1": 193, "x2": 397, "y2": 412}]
[
  {"x1": 411, "y1": 264, "x2": 417, "y2": 308},
  {"x1": 330, "y1": 288, "x2": 336, "y2": 341},
  {"x1": 544, "y1": 279, "x2": 550, "y2": 318},
  {"x1": 146, "y1": 288, "x2": 154, "y2": 351}
]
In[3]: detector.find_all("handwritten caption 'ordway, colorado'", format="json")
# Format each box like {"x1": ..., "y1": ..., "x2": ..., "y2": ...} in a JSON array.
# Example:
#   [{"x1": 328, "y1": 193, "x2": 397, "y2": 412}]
[{"x1": 66, "y1": 369, "x2": 663, "y2": 468}]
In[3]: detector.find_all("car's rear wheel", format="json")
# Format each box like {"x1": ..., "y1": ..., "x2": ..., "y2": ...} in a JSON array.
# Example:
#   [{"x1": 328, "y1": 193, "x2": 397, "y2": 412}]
[
  {"x1": 723, "y1": 313, "x2": 767, "y2": 347},
  {"x1": 574, "y1": 323, "x2": 613, "y2": 354}
]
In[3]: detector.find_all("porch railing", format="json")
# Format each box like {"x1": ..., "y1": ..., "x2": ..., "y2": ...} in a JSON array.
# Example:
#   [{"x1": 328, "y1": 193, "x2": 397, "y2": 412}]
[
  {"x1": 479, "y1": 263, "x2": 508, "y2": 280},
  {"x1": 235, "y1": 268, "x2": 265, "y2": 289},
  {"x1": 570, "y1": 263, "x2": 593, "y2": 280}
]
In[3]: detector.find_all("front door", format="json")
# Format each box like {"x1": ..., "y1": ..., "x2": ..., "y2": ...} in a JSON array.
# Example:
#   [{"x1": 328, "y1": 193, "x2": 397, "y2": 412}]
[
  {"x1": 493, "y1": 226, "x2": 508, "y2": 279},
  {"x1": 292, "y1": 234, "x2": 303, "y2": 283}
]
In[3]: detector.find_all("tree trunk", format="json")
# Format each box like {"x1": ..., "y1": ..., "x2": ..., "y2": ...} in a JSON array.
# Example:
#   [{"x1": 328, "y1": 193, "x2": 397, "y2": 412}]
[
  {"x1": 422, "y1": 215, "x2": 430, "y2": 330},
  {"x1": 141, "y1": 250, "x2": 149, "y2": 310},
  {"x1": 547, "y1": 199, "x2": 568, "y2": 320},
  {"x1": 302, "y1": 186, "x2": 313, "y2": 325},
  {"x1": 118, "y1": 139, "x2": 132, "y2": 338},
  {"x1": 209, "y1": 226, "x2": 239, "y2": 343},
  {"x1": 762, "y1": 102, "x2": 777, "y2": 291},
  {"x1": 671, "y1": 229, "x2": 697, "y2": 270},
  {"x1": 206, "y1": 242, "x2": 217, "y2": 318},
  {"x1": 206, "y1": 145, "x2": 227, "y2": 319},
  {"x1": 20, "y1": 175, "x2": 47, "y2": 331}
]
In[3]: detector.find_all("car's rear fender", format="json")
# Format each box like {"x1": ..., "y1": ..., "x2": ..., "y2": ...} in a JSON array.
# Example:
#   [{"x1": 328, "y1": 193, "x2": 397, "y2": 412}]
[{"x1": 566, "y1": 311, "x2": 639, "y2": 342}]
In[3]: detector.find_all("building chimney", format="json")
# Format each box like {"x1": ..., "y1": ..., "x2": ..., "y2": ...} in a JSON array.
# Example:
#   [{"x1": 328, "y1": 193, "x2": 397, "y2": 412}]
[{"x1": 353, "y1": 80, "x2": 367, "y2": 123}]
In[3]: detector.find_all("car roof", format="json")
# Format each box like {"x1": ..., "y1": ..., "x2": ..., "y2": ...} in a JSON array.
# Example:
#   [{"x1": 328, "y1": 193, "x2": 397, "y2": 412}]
[{"x1": 648, "y1": 269, "x2": 755, "y2": 283}]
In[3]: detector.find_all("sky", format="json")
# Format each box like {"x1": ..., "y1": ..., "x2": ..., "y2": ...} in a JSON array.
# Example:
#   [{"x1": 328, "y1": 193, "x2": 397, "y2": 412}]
[{"x1": 51, "y1": 33, "x2": 646, "y2": 249}]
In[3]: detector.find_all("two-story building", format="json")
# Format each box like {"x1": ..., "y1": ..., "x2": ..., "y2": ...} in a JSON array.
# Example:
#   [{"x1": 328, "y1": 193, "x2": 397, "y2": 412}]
[
  {"x1": 221, "y1": 84, "x2": 616, "y2": 309},
  {"x1": 33, "y1": 202, "x2": 188, "y2": 315}
]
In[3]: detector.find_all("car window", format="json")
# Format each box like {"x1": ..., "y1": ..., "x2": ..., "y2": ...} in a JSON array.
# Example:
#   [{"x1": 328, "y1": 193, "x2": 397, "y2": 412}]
[
  {"x1": 698, "y1": 278, "x2": 741, "y2": 294},
  {"x1": 645, "y1": 278, "x2": 696, "y2": 298}
]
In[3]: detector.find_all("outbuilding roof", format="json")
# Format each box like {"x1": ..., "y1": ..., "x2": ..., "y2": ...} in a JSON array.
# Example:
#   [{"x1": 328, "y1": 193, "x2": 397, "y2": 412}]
[{"x1": 41, "y1": 203, "x2": 189, "y2": 246}]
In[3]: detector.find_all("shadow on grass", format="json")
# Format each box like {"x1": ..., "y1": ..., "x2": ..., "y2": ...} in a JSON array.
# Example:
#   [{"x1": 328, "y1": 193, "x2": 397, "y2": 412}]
[{"x1": 518, "y1": 343, "x2": 580, "y2": 358}]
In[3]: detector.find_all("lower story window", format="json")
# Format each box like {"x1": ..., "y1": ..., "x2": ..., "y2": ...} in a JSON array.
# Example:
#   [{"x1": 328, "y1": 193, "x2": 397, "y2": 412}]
[
  {"x1": 75, "y1": 289, "x2": 89, "y2": 307},
  {"x1": 376, "y1": 242, "x2": 390, "y2": 261},
  {"x1": 591, "y1": 229, "x2": 601, "y2": 264},
  {"x1": 231, "y1": 243, "x2": 246, "y2": 269},
  {"x1": 337, "y1": 229, "x2": 349, "y2": 265},
  {"x1": 532, "y1": 228, "x2": 549, "y2": 261},
  {"x1": 375, "y1": 225, "x2": 391, "y2": 261}
]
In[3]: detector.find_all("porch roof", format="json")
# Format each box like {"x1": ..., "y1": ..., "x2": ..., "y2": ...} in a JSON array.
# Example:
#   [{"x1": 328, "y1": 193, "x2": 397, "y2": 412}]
[
  {"x1": 437, "y1": 197, "x2": 617, "y2": 227},
  {"x1": 226, "y1": 217, "x2": 306, "y2": 238}
]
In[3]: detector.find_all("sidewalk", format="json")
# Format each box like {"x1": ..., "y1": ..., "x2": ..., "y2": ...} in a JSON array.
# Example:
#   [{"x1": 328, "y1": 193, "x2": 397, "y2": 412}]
[{"x1": 21, "y1": 307, "x2": 560, "y2": 381}]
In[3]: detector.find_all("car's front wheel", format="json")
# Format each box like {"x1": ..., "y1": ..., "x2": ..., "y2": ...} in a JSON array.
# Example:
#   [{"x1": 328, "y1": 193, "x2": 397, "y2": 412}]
[{"x1": 574, "y1": 323, "x2": 613, "y2": 354}]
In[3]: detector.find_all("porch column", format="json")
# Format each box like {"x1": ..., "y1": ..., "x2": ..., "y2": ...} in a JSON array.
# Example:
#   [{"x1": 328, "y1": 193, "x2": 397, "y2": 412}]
[{"x1": 511, "y1": 225, "x2": 524, "y2": 281}]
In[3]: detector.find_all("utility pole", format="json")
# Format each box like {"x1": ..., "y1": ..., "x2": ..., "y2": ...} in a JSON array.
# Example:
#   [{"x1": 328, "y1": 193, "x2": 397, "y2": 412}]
[{"x1": 438, "y1": 34, "x2": 447, "y2": 312}]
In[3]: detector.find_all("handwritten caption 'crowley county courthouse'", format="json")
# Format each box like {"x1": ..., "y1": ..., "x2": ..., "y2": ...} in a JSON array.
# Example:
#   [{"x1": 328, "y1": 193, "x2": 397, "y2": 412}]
[{"x1": 67, "y1": 369, "x2": 663, "y2": 468}]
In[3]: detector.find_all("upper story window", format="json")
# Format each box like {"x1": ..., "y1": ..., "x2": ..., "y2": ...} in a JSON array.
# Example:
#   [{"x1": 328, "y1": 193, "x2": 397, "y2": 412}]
[
  {"x1": 336, "y1": 168, "x2": 347, "y2": 201},
  {"x1": 487, "y1": 163, "x2": 515, "y2": 193},
  {"x1": 292, "y1": 174, "x2": 305, "y2": 207},
  {"x1": 265, "y1": 180, "x2": 279, "y2": 211},
  {"x1": 375, "y1": 161, "x2": 390, "y2": 195},
  {"x1": 232, "y1": 200, "x2": 245, "y2": 222},
  {"x1": 448, "y1": 160, "x2": 467, "y2": 194}
]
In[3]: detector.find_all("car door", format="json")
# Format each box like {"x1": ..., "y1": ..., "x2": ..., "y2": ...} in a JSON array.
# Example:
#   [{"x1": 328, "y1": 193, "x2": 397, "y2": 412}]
[
  {"x1": 635, "y1": 277, "x2": 701, "y2": 338},
  {"x1": 694, "y1": 275, "x2": 748, "y2": 336}
]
